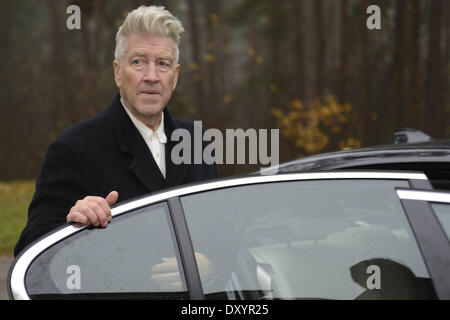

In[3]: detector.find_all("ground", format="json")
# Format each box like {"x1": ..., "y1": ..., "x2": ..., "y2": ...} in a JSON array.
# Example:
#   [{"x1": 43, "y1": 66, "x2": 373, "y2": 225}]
[{"x1": 0, "y1": 255, "x2": 14, "y2": 300}]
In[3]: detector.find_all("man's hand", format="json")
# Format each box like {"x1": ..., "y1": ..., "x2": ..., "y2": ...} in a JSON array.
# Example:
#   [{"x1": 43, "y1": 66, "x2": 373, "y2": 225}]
[
  {"x1": 66, "y1": 191, "x2": 119, "y2": 227},
  {"x1": 151, "y1": 252, "x2": 216, "y2": 291},
  {"x1": 151, "y1": 257, "x2": 182, "y2": 291}
]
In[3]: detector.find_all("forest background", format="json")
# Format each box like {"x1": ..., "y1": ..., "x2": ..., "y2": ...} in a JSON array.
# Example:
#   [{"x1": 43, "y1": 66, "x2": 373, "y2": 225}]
[
  {"x1": 1, "y1": 0, "x2": 449, "y2": 297},
  {"x1": 0, "y1": 0, "x2": 449, "y2": 179}
]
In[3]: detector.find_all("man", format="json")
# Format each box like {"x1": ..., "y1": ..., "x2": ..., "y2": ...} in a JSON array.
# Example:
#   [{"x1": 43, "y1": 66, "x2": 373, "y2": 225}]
[{"x1": 14, "y1": 6, "x2": 218, "y2": 256}]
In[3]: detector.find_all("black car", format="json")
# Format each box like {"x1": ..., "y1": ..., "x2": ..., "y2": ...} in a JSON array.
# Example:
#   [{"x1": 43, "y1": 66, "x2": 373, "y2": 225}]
[
  {"x1": 276, "y1": 129, "x2": 450, "y2": 191},
  {"x1": 7, "y1": 130, "x2": 450, "y2": 300}
]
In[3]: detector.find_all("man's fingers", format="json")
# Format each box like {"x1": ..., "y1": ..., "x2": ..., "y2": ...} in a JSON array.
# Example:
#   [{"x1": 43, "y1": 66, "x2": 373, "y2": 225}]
[
  {"x1": 87, "y1": 201, "x2": 109, "y2": 227},
  {"x1": 67, "y1": 205, "x2": 106, "y2": 227},
  {"x1": 151, "y1": 269, "x2": 183, "y2": 291},
  {"x1": 151, "y1": 261, "x2": 180, "y2": 273},
  {"x1": 83, "y1": 196, "x2": 111, "y2": 220},
  {"x1": 67, "y1": 211, "x2": 89, "y2": 226},
  {"x1": 106, "y1": 191, "x2": 119, "y2": 207},
  {"x1": 151, "y1": 272, "x2": 181, "y2": 282},
  {"x1": 78, "y1": 204, "x2": 100, "y2": 226},
  {"x1": 67, "y1": 191, "x2": 119, "y2": 228},
  {"x1": 151, "y1": 257, "x2": 182, "y2": 290}
]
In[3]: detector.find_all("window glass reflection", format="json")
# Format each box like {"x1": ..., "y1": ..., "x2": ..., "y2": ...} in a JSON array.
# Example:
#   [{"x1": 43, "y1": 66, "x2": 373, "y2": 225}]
[
  {"x1": 26, "y1": 202, "x2": 188, "y2": 299},
  {"x1": 182, "y1": 179, "x2": 435, "y2": 300}
]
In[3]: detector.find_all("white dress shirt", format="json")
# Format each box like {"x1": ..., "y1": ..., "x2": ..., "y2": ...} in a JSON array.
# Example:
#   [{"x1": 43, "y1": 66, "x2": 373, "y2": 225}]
[{"x1": 121, "y1": 99, "x2": 167, "y2": 178}]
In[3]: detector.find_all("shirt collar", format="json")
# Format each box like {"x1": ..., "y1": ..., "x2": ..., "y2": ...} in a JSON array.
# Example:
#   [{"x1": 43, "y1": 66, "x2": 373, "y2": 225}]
[{"x1": 120, "y1": 98, "x2": 167, "y2": 144}]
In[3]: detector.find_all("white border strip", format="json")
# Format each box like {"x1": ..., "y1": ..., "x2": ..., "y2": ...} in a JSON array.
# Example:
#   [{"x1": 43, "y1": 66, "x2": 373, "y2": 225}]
[
  {"x1": 397, "y1": 189, "x2": 450, "y2": 203},
  {"x1": 10, "y1": 225, "x2": 82, "y2": 300},
  {"x1": 10, "y1": 171, "x2": 427, "y2": 300},
  {"x1": 111, "y1": 172, "x2": 427, "y2": 216}
]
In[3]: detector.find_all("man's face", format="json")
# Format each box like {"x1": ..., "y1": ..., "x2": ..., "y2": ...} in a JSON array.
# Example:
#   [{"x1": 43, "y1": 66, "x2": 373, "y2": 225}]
[{"x1": 113, "y1": 33, "x2": 180, "y2": 124}]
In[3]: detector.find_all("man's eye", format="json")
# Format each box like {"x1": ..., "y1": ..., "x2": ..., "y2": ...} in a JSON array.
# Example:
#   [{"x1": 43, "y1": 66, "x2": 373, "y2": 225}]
[
  {"x1": 158, "y1": 61, "x2": 170, "y2": 68},
  {"x1": 132, "y1": 59, "x2": 142, "y2": 65}
]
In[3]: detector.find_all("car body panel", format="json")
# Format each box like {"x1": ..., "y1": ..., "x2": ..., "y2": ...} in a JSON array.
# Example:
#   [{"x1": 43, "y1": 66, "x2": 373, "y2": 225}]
[
  {"x1": 396, "y1": 189, "x2": 450, "y2": 299},
  {"x1": 9, "y1": 171, "x2": 444, "y2": 300}
]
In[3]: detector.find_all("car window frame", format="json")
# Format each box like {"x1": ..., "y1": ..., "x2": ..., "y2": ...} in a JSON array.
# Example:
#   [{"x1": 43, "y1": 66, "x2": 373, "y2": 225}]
[
  {"x1": 396, "y1": 188, "x2": 450, "y2": 299},
  {"x1": 8, "y1": 170, "x2": 436, "y2": 300},
  {"x1": 9, "y1": 200, "x2": 194, "y2": 300}
]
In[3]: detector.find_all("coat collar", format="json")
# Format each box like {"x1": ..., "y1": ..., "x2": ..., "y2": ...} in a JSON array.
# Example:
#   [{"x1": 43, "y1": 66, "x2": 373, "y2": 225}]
[{"x1": 107, "y1": 94, "x2": 189, "y2": 192}]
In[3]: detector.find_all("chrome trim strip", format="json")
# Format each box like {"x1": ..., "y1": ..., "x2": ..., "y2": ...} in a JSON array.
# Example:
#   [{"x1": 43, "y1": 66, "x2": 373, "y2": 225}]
[
  {"x1": 111, "y1": 172, "x2": 427, "y2": 217},
  {"x1": 397, "y1": 189, "x2": 450, "y2": 203},
  {"x1": 10, "y1": 225, "x2": 83, "y2": 300},
  {"x1": 10, "y1": 171, "x2": 427, "y2": 299}
]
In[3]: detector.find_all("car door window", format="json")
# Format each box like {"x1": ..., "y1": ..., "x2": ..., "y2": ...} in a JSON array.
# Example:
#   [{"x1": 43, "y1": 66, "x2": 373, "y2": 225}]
[
  {"x1": 431, "y1": 203, "x2": 450, "y2": 240},
  {"x1": 25, "y1": 202, "x2": 188, "y2": 299},
  {"x1": 181, "y1": 179, "x2": 436, "y2": 300}
]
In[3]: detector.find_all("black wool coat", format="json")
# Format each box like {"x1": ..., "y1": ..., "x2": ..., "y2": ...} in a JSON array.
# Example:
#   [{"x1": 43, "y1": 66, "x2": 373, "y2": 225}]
[{"x1": 14, "y1": 94, "x2": 218, "y2": 256}]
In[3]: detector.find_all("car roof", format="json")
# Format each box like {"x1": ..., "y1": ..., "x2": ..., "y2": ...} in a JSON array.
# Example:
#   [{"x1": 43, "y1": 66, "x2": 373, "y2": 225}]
[
  {"x1": 275, "y1": 139, "x2": 450, "y2": 191},
  {"x1": 278, "y1": 139, "x2": 450, "y2": 173}
]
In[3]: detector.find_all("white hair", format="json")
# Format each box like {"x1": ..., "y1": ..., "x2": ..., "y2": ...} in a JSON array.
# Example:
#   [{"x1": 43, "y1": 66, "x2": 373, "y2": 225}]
[{"x1": 114, "y1": 5, "x2": 184, "y2": 65}]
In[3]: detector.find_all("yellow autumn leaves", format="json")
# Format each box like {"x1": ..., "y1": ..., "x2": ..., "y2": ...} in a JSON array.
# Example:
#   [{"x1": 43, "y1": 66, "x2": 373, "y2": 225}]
[{"x1": 272, "y1": 95, "x2": 361, "y2": 155}]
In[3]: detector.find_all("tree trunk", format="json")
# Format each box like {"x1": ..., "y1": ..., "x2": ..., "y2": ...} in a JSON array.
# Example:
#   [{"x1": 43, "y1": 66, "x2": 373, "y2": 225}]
[
  {"x1": 313, "y1": 0, "x2": 325, "y2": 99},
  {"x1": 204, "y1": 0, "x2": 220, "y2": 125},
  {"x1": 47, "y1": 0, "x2": 65, "y2": 75},
  {"x1": 187, "y1": 0, "x2": 206, "y2": 118},
  {"x1": 360, "y1": 0, "x2": 373, "y2": 145},
  {"x1": 444, "y1": 1, "x2": 450, "y2": 136},
  {"x1": 339, "y1": 0, "x2": 349, "y2": 104},
  {"x1": 0, "y1": 0, "x2": 12, "y2": 175},
  {"x1": 46, "y1": 0, "x2": 66, "y2": 128},
  {"x1": 291, "y1": 0, "x2": 305, "y2": 100},
  {"x1": 390, "y1": 0, "x2": 406, "y2": 135},
  {"x1": 406, "y1": 0, "x2": 422, "y2": 129},
  {"x1": 425, "y1": 0, "x2": 443, "y2": 136}
]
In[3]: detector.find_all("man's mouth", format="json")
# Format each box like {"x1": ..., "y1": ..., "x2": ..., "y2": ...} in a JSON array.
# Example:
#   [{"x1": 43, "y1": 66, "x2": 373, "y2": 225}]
[{"x1": 141, "y1": 90, "x2": 160, "y2": 95}]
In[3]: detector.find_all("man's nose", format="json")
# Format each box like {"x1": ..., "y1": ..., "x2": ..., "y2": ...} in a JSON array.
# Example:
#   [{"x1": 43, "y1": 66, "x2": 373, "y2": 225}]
[{"x1": 143, "y1": 62, "x2": 160, "y2": 82}]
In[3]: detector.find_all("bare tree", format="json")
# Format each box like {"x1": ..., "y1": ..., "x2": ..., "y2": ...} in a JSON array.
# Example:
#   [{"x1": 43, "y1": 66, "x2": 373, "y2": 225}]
[
  {"x1": 291, "y1": 0, "x2": 306, "y2": 100},
  {"x1": 313, "y1": 0, "x2": 325, "y2": 99},
  {"x1": 186, "y1": 0, "x2": 206, "y2": 117},
  {"x1": 425, "y1": 0, "x2": 443, "y2": 136},
  {"x1": 339, "y1": 0, "x2": 349, "y2": 104},
  {"x1": 390, "y1": 0, "x2": 407, "y2": 134},
  {"x1": 406, "y1": 0, "x2": 422, "y2": 129}
]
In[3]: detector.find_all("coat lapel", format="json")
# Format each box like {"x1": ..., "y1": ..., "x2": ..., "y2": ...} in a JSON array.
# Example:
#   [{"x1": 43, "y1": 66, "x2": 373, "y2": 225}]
[
  {"x1": 129, "y1": 145, "x2": 166, "y2": 191},
  {"x1": 163, "y1": 107, "x2": 190, "y2": 187},
  {"x1": 108, "y1": 95, "x2": 166, "y2": 192}
]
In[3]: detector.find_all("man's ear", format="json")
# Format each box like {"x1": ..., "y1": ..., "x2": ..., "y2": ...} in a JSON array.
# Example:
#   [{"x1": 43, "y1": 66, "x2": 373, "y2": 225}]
[
  {"x1": 113, "y1": 60, "x2": 121, "y2": 88},
  {"x1": 172, "y1": 64, "x2": 181, "y2": 90}
]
